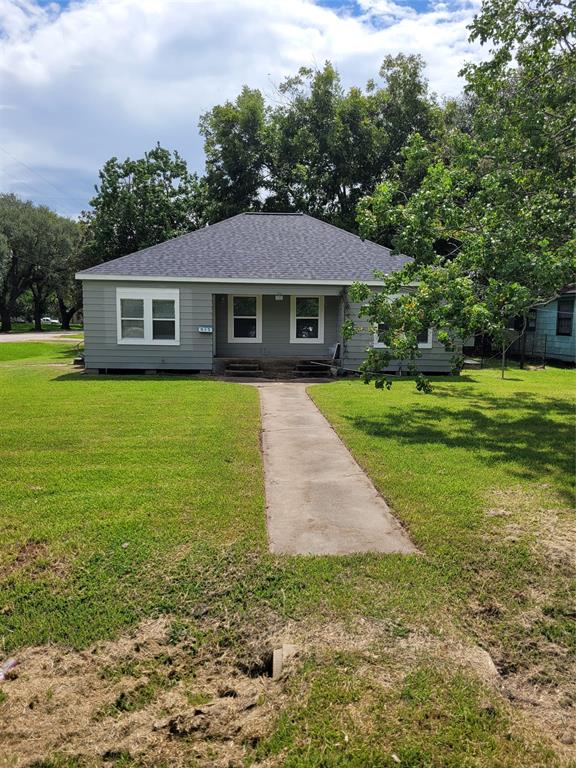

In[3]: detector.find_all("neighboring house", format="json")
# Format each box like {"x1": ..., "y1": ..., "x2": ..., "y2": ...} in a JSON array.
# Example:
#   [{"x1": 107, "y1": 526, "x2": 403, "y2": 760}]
[
  {"x1": 75, "y1": 212, "x2": 458, "y2": 375},
  {"x1": 510, "y1": 286, "x2": 576, "y2": 364}
]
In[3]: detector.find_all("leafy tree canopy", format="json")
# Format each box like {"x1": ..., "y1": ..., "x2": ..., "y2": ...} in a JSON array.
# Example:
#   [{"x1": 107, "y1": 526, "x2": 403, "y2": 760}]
[
  {"x1": 199, "y1": 56, "x2": 438, "y2": 229},
  {"x1": 353, "y1": 0, "x2": 576, "y2": 387},
  {"x1": 199, "y1": 86, "x2": 267, "y2": 222},
  {"x1": 83, "y1": 143, "x2": 206, "y2": 267}
]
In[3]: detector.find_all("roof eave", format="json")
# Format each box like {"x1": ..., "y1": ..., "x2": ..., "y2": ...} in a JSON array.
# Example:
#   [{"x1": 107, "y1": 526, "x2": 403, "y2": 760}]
[{"x1": 75, "y1": 273, "x2": 394, "y2": 286}]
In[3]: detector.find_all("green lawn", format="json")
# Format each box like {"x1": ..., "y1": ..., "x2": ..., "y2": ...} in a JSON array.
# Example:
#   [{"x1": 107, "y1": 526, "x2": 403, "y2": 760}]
[
  {"x1": 0, "y1": 343, "x2": 264, "y2": 649},
  {"x1": 0, "y1": 341, "x2": 82, "y2": 364},
  {"x1": 309, "y1": 368, "x2": 575, "y2": 677},
  {"x1": 0, "y1": 346, "x2": 574, "y2": 767}
]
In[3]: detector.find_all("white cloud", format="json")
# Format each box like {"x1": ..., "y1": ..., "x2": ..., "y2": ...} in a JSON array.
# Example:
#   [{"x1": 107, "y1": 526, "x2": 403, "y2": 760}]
[{"x1": 0, "y1": 0, "x2": 483, "y2": 216}]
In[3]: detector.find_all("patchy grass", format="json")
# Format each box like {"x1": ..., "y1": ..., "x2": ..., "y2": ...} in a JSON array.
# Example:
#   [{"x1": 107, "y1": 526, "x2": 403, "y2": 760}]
[
  {"x1": 309, "y1": 369, "x2": 575, "y2": 651},
  {"x1": 256, "y1": 654, "x2": 558, "y2": 767},
  {"x1": 0, "y1": 347, "x2": 574, "y2": 766},
  {"x1": 309, "y1": 367, "x2": 575, "y2": 760}
]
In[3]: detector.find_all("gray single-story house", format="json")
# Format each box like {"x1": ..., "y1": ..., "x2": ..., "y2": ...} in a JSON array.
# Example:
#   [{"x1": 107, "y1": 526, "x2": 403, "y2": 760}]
[{"x1": 76, "y1": 212, "x2": 457, "y2": 375}]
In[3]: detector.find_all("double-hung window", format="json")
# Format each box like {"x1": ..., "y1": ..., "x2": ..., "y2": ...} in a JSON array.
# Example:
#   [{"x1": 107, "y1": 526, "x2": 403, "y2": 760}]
[
  {"x1": 290, "y1": 296, "x2": 324, "y2": 343},
  {"x1": 228, "y1": 295, "x2": 262, "y2": 343},
  {"x1": 117, "y1": 288, "x2": 180, "y2": 345},
  {"x1": 373, "y1": 323, "x2": 432, "y2": 349},
  {"x1": 556, "y1": 297, "x2": 574, "y2": 336}
]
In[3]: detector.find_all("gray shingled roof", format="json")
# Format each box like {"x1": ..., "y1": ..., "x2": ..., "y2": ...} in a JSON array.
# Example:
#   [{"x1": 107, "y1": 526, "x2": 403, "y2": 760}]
[{"x1": 78, "y1": 212, "x2": 410, "y2": 282}]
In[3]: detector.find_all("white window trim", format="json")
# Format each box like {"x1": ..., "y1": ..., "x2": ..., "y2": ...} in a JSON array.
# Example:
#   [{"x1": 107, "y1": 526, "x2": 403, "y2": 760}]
[
  {"x1": 227, "y1": 294, "x2": 262, "y2": 343},
  {"x1": 116, "y1": 287, "x2": 180, "y2": 345},
  {"x1": 290, "y1": 295, "x2": 325, "y2": 344},
  {"x1": 373, "y1": 326, "x2": 433, "y2": 349}
]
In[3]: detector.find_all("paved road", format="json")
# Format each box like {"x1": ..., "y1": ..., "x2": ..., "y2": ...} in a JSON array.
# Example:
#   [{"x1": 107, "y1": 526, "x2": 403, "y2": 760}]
[
  {"x1": 0, "y1": 331, "x2": 82, "y2": 342},
  {"x1": 258, "y1": 382, "x2": 417, "y2": 555}
]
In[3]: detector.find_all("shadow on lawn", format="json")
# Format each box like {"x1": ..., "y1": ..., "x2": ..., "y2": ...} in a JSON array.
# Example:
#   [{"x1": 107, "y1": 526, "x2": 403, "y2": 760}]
[
  {"x1": 348, "y1": 387, "x2": 575, "y2": 500},
  {"x1": 51, "y1": 371, "x2": 213, "y2": 382}
]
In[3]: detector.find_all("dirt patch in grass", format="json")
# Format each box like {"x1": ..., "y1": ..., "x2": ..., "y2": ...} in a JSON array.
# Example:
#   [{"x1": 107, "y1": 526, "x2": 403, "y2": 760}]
[
  {"x1": 296, "y1": 617, "x2": 574, "y2": 760},
  {"x1": 487, "y1": 484, "x2": 576, "y2": 568},
  {"x1": 1, "y1": 611, "x2": 573, "y2": 766},
  {"x1": 2, "y1": 539, "x2": 48, "y2": 575},
  {"x1": 0, "y1": 613, "x2": 290, "y2": 768},
  {"x1": 399, "y1": 625, "x2": 575, "y2": 757},
  {"x1": 475, "y1": 484, "x2": 576, "y2": 753},
  {"x1": 0, "y1": 539, "x2": 69, "y2": 583}
]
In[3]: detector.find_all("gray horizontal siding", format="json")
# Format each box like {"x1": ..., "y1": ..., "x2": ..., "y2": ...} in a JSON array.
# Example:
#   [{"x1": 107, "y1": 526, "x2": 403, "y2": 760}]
[
  {"x1": 83, "y1": 280, "x2": 465, "y2": 372},
  {"x1": 82, "y1": 280, "x2": 344, "y2": 370},
  {"x1": 83, "y1": 280, "x2": 214, "y2": 370},
  {"x1": 215, "y1": 293, "x2": 340, "y2": 358},
  {"x1": 342, "y1": 301, "x2": 460, "y2": 373}
]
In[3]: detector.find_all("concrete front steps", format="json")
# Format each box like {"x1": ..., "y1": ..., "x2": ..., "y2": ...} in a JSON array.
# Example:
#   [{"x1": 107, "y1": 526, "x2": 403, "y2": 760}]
[{"x1": 214, "y1": 357, "x2": 333, "y2": 379}]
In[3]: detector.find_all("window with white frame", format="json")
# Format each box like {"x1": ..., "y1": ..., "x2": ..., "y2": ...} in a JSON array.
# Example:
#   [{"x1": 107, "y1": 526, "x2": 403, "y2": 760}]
[
  {"x1": 116, "y1": 288, "x2": 180, "y2": 345},
  {"x1": 290, "y1": 296, "x2": 325, "y2": 343},
  {"x1": 373, "y1": 323, "x2": 432, "y2": 349},
  {"x1": 228, "y1": 295, "x2": 262, "y2": 342}
]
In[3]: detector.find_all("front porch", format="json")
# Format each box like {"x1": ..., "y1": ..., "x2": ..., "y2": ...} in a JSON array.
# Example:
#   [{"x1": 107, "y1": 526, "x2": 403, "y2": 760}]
[{"x1": 213, "y1": 291, "x2": 343, "y2": 360}]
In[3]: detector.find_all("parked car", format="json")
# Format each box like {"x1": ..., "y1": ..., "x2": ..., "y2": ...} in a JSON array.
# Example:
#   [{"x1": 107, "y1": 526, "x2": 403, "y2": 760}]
[{"x1": 41, "y1": 317, "x2": 60, "y2": 325}]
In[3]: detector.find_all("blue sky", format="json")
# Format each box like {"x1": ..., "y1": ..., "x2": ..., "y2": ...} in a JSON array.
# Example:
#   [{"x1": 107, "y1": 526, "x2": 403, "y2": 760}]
[{"x1": 0, "y1": 0, "x2": 482, "y2": 218}]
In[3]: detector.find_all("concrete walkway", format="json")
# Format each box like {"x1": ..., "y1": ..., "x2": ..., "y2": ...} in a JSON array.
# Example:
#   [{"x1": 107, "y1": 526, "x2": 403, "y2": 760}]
[{"x1": 258, "y1": 382, "x2": 417, "y2": 555}]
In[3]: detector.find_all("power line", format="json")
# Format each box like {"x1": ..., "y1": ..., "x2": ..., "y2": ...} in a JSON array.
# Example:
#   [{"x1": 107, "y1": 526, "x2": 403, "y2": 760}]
[{"x1": 0, "y1": 146, "x2": 88, "y2": 216}]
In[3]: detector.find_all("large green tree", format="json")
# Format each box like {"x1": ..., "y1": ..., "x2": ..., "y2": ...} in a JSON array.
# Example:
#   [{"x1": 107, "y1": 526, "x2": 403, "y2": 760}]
[
  {"x1": 50, "y1": 217, "x2": 84, "y2": 330},
  {"x1": 264, "y1": 62, "x2": 390, "y2": 229},
  {"x1": 199, "y1": 57, "x2": 438, "y2": 229},
  {"x1": 83, "y1": 144, "x2": 205, "y2": 266},
  {"x1": 353, "y1": 0, "x2": 576, "y2": 384},
  {"x1": 27, "y1": 209, "x2": 82, "y2": 331},
  {"x1": 199, "y1": 87, "x2": 267, "y2": 222}
]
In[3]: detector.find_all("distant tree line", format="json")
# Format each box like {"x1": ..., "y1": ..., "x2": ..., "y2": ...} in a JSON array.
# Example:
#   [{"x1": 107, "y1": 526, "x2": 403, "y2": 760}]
[
  {"x1": 0, "y1": 195, "x2": 83, "y2": 332},
  {"x1": 0, "y1": 146, "x2": 205, "y2": 332}
]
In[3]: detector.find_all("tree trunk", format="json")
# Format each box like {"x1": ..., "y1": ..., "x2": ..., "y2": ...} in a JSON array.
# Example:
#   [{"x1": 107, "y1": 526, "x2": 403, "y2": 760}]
[
  {"x1": 57, "y1": 297, "x2": 77, "y2": 330},
  {"x1": 0, "y1": 305, "x2": 11, "y2": 333},
  {"x1": 501, "y1": 342, "x2": 506, "y2": 379},
  {"x1": 32, "y1": 295, "x2": 44, "y2": 332}
]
